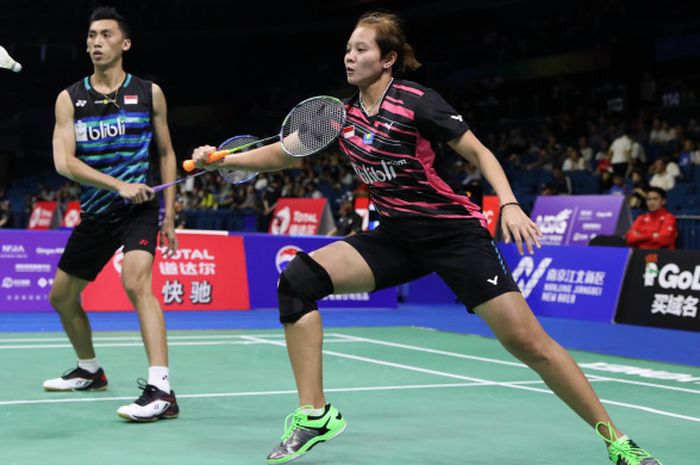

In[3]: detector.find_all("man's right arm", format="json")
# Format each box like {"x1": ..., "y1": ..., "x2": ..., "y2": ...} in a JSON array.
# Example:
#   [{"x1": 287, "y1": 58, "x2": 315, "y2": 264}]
[{"x1": 52, "y1": 91, "x2": 153, "y2": 203}]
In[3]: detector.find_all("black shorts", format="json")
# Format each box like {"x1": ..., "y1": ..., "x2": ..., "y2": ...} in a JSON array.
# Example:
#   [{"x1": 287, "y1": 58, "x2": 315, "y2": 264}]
[
  {"x1": 343, "y1": 216, "x2": 520, "y2": 311},
  {"x1": 58, "y1": 202, "x2": 160, "y2": 281}
]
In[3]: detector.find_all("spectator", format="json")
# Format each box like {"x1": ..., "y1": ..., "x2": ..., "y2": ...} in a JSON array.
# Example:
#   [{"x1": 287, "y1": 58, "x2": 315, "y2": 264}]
[
  {"x1": 625, "y1": 187, "x2": 678, "y2": 249},
  {"x1": 607, "y1": 174, "x2": 630, "y2": 196},
  {"x1": 0, "y1": 200, "x2": 13, "y2": 228},
  {"x1": 327, "y1": 194, "x2": 363, "y2": 237},
  {"x1": 678, "y1": 138, "x2": 700, "y2": 179},
  {"x1": 550, "y1": 166, "x2": 572, "y2": 195},
  {"x1": 608, "y1": 130, "x2": 632, "y2": 177},
  {"x1": 648, "y1": 159, "x2": 676, "y2": 191},
  {"x1": 578, "y1": 136, "x2": 593, "y2": 164},
  {"x1": 562, "y1": 146, "x2": 589, "y2": 171},
  {"x1": 628, "y1": 169, "x2": 649, "y2": 210},
  {"x1": 173, "y1": 199, "x2": 186, "y2": 229}
]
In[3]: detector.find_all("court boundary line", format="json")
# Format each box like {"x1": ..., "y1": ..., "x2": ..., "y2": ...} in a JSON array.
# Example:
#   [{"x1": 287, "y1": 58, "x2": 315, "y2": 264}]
[
  {"x1": 330, "y1": 332, "x2": 700, "y2": 396},
  {"x1": 241, "y1": 334, "x2": 700, "y2": 423},
  {"x1": 0, "y1": 380, "x2": 549, "y2": 406}
]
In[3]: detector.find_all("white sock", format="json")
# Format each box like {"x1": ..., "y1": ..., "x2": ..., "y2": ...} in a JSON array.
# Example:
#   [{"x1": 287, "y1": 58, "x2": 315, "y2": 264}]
[
  {"x1": 148, "y1": 366, "x2": 171, "y2": 393},
  {"x1": 77, "y1": 358, "x2": 100, "y2": 374},
  {"x1": 301, "y1": 406, "x2": 326, "y2": 417}
]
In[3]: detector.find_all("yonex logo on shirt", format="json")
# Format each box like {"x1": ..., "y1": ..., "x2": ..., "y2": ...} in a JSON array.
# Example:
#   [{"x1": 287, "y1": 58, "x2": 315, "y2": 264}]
[{"x1": 351, "y1": 160, "x2": 397, "y2": 185}]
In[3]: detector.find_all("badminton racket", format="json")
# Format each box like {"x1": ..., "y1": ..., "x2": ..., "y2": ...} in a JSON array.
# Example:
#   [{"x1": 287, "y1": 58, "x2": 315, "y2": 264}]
[
  {"x1": 183, "y1": 95, "x2": 345, "y2": 172},
  {"x1": 0, "y1": 45, "x2": 22, "y2": 72},
  {"x1": 125, "y1": 135, "x2": 262, "y2": 204}
]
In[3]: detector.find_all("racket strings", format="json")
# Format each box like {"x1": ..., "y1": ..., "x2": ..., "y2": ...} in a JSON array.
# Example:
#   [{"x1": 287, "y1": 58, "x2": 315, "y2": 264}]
[
  {"x1": 217, "y1": 135, "x2": 261, "y2": 185},
  {"x1": 281, "y1": 97, "x2": 346, "y2": 157}
]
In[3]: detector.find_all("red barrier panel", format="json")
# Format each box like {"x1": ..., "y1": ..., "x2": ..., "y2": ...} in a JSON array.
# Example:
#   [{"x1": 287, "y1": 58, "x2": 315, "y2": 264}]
[{"x1": 82, "y1": 232, "x2": 250, "y2": 311}]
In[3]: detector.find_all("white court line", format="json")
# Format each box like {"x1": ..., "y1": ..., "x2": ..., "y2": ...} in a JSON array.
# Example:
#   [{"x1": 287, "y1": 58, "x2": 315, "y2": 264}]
[
  {"x1": 0, "y1": 382, "x2": 489, "y2": 406},
  {"x1": 330, "y1": 333, "x2": 700, "y2": 396},
  {"x1": 243, "y1": 334, "x2": 700, "y2": 423},
  {"x1": 0, "y1": 333, "x2": 288, "y2": 343},
  {"x1": 0, "y1": 338, "x2": 353, "y2": 350}
]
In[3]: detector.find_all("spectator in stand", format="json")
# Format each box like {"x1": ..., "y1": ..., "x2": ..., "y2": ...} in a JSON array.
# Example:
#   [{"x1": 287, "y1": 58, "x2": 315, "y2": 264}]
[
  {"x1": 550, "y1": 166, "x2": 572, "y2": 194},
  {"x1": 606, "y1": 174, "x2": 630, "y2": 196},
  {"x1": 327, "y1": 194, "x2": 363, "y2": 237},
  {"x1": 562, "y1": 146, "x2": 589, "y2": 171},
  {"x1": 625, "y1": 187, "x2": 678, "y2": 249},
  {"x1": 662, "y1": 154, "x2": 682, "y2": 180},
  {"x1": 608, "y1": 129, "x2": 632, "y2": 177},
  {"x1": 677, "y1": 138, "x2": 700, "y2": 180},
  {"x1": 578, "y1": 136, "x2": 593, "y2": 164},
  {"x1": 0, "y1": 200, "x2": 13, "y2": 228},
  {"x1": 593, "y1": 138, "x2": 612, "y2": 172},
  {"x1": 173, "y1": 199, "x2": 186, "y2": 229},
  {"x1": 628, "y1": 169, "x2": 649, "y2": 210},
  {"x1": 657, "y1": 120, "x2": 677, "y2": 144},
  {"x1": 629, "y1": 133, "x2": 647, "y2": 170},
  {"x1": 648, "y1": 159, "x2": 676, "y2": 191}
]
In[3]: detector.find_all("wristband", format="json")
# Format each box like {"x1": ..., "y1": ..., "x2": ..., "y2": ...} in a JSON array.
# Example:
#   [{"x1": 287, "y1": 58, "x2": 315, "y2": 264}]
[{"x1": 499, "y1": 202, "x2": 520, "y2": 213}]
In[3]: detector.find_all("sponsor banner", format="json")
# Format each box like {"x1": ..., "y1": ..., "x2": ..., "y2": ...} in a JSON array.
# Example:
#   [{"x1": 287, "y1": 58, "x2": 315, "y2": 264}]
[
  {"x1": 270, "y1": 198, "x2": 335, "y2": 236},
  {"x1": 62, "y1": 201, "x2": 82, "y2": 228},
  {"x1": 354, "y1": 197, "x2": 370, "y2": 231},
  {"x1": 82, "y1": 232, "x2": 249, "y2": 311},
  {"x1": 27, "y1": 201, "x2": 58, "y2": 230},
  {"x1": 498, "y1": 243, "x2": 629, "y2": 322},
  {"x1": 0, "y1": 230, "x2": 69, "y2": 312},
  {"x1": 242, "y1": 234, "x2": 397, "y2": 308},
  {"x1": 616, "y1": 249, "x2": 700, "y2": 332},
  {"x1": 531, "y1": 195, "x2": 630, "y2": 246},
  {"x1": 482, "y1": 195, "x2": 500, "y2": 237}
]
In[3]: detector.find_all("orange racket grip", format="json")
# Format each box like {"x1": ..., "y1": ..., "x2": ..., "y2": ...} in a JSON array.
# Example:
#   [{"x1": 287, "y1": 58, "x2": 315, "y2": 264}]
[
  {"x1": 182, "y1": 150, "x2": 229, "y2": 172},
  {"x1": 182, "y1": 159, "x2": 196, "y2": 172}
]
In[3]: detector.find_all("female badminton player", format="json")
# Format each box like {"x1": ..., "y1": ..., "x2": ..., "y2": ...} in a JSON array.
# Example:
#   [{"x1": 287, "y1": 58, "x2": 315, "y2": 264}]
[{"x1": 190, "y1": 11, "x2": 662, "y2": 465}]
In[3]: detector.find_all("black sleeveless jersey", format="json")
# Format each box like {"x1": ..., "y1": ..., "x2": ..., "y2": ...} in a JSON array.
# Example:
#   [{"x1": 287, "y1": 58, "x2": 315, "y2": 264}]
[{"x1": 65, "y1": 73, "x2": 155, "y2": 220}]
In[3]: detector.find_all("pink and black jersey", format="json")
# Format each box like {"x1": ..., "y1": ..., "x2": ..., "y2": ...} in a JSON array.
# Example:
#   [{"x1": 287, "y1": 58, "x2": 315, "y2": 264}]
[{"x1": 338, "y1": 79, "x2": 486, "y2": 225}]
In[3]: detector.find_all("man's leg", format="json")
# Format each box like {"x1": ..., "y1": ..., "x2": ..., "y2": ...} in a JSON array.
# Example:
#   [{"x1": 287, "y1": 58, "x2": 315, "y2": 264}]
[
  {"x1": 43, "y1": 269, "x2": 107, "y2": 391},
  {"x1": 49, "y1": 269, "x2": 92, "y2": 358},
  {"x1": 116, "y1": 249, "x2": 178, "y2": 422},
  {"x1": 121, "y1": 250, "x2": 167, "y2": 367}
]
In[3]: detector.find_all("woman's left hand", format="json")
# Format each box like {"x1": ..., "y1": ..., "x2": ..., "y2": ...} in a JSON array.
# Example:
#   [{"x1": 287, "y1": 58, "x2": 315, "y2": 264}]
[{"x1": 500, "y1": 204, "x2": 542, "y2": 255}]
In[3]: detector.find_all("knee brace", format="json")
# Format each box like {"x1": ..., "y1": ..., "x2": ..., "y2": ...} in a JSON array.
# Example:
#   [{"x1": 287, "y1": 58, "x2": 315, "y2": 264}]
[{"x1": 277, "y1": 252, "x2": 334, "y2": 324}]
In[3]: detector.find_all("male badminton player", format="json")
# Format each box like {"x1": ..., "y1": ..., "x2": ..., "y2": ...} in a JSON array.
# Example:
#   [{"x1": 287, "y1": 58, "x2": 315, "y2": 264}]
[
  {"x1": 190, "y1": 11, "x2": 662, "y2": 465},
  {"x1": 45, "y1": 6, "x2": 179, "y2": 422}
]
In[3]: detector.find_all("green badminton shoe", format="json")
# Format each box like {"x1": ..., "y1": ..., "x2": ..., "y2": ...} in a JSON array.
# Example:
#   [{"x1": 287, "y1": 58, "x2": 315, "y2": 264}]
[
  {"x1": 596, "y1": 422, "x2": 663, "y2": 465},
  {"x1": 266, "y1": 403, "x2": 346, "y2": 464}
]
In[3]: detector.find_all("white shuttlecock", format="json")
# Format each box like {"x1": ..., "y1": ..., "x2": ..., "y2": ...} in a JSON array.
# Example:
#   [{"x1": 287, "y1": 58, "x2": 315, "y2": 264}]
[{"x1": 0, "y1": 45, "x2": 22, "y2": 72}]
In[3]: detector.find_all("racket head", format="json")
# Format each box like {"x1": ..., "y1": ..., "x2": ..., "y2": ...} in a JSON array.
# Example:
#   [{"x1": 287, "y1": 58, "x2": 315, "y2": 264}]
[
  {"x1": 216, "y1": 135, "x2": 261, "y2": 185},
  {"x1": 279, "y1": 95, "x2": 346, "y2": 158}
]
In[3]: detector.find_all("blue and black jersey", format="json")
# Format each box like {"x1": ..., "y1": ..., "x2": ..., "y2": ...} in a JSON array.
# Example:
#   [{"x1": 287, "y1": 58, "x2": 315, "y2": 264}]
[{"x1": 66, "y1": 73, "x2": 155, "y2": 220}]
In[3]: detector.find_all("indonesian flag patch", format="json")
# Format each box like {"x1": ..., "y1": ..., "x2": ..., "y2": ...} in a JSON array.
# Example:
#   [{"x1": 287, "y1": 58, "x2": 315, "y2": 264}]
[
  {"x1": 124, "y1": 95, "x2": 138, "y2": 105},
  {"x1": 342, "y1": 125, "x2": 355, "y2": 139}
]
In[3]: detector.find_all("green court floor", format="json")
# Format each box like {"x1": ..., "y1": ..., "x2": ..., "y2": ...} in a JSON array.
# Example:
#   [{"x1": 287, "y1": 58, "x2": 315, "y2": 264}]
[{"x1": 1, "y1": 327, "x2": 697, "y2": 464}]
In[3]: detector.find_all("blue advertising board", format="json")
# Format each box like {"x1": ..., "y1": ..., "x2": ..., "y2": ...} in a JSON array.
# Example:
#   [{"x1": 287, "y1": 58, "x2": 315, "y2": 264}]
[
  {"x1": 0, "y1": 230, "x2": 69, "y2": 312},
  {"x1": 531, "y1": 195, "x2": 631, "y2": 246},
  {"x1": 498, "y1": 243, "x2": 629, "y2": 322},
  {"x1": 241, "y1": 234, "x2": 397, "y2": 309}
]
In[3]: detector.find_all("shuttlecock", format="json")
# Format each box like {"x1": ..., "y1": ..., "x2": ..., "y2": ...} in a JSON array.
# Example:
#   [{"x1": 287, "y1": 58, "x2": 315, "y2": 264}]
[{"x1": 0, "y1": 45, "x2": 22, "y2": 72}]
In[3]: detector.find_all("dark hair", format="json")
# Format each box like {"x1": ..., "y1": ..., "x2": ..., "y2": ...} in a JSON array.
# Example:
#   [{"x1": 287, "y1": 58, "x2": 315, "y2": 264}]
[
  {"x1": 647, "y1": 186, "x2": 667, "y2": 199},
  {"x1": 89, "y1": 6, "x2": 130, "y2": 38},
  {"x1": 356, "y1": 11, "x2": 421, "y2": 75}
]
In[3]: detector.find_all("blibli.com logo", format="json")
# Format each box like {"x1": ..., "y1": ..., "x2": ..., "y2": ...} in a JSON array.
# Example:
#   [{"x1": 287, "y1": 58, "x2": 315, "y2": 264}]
[
  {"x1": 275, "y1": 246, "x2": 302, "y2": 273},
  {"x1": 75, "y1": 118, "x2": 126, "y2": 142}
]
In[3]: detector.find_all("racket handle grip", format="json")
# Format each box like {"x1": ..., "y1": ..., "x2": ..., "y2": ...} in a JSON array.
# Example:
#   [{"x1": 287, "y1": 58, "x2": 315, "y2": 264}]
[{"x1": 182, "y1": 150, "x2": 229, "y2": 172}]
